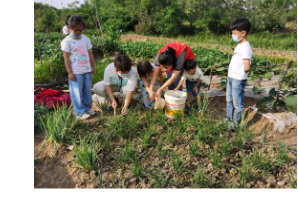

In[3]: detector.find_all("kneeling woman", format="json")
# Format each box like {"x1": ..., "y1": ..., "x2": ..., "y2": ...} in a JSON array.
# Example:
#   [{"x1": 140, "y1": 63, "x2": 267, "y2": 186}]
[
  {"x1": 149, "y1": 42, "x2": 195, "y2": 99},
  {"x1": 93, "y1": 55, "x2": 137, "y2": 115}
]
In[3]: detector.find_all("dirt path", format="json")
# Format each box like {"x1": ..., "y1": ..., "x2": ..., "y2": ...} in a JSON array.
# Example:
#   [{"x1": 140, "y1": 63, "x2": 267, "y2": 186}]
[{"x1": 121, "y1": 34, "x2": 297, "y2": 61}]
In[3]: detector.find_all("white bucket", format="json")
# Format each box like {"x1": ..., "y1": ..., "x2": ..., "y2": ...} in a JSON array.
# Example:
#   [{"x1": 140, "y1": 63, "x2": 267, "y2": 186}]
[{"x1": 164, "y1": 90, "x2": 187, "y2": 119}]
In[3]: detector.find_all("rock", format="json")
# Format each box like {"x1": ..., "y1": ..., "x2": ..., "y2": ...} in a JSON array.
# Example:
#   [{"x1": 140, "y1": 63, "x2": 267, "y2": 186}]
[
  {"x1": 246, "y1": 183, "x2": 251, "y2": 188},
  {"x1": 192, "y1": 162, "x2": 200, "y2": 166},
  {"x1": 205, "y1": 144, "x2": 210, "y2": 149},
  {"x1": 129, "y1": 177, "x2": 137, "y2": 183},
  {"x1": 230, "y1": 168, "x2": 237, "y2": 175},
  {"x1": 277, "y1": 180, "x2": 286, "y2": 186},
  {"x1": 266, "y1": 183, "x2": 271, "y2": 188},
  {"x1": 207, "y1": 163, "x2": 213, "y2": 168},
  {"x1": 204, "y1": 162, "x2": 208, "y2": 167},
  {"x1": 230, "y1": 159, "x2": 234, "y2": 163}
]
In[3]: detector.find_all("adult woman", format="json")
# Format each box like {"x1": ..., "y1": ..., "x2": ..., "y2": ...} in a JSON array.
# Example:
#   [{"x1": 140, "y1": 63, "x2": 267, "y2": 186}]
[{"x1": 148, "y1": 42, "x2": 195, "y2": 99}]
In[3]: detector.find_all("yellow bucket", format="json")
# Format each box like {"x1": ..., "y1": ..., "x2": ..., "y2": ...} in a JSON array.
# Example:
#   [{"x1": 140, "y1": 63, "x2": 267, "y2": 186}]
[{"x1": 164, "y1": 90, "x2": 187, "y2": 119}]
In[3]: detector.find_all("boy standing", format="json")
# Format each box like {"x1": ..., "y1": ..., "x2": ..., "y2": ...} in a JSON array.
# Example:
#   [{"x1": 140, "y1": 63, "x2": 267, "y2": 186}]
[
  {"x1": 226, "y1": 18, "x2": 252, "y2": 128},
  {"x1": 174, "y1": 59, "x2": 204, "y2": 111}
]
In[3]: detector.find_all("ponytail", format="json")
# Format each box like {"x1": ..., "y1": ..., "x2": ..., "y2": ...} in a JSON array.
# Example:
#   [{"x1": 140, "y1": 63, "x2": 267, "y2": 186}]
[{"x1": 158, "y1": 46, "x2": 176, "y2": 67}]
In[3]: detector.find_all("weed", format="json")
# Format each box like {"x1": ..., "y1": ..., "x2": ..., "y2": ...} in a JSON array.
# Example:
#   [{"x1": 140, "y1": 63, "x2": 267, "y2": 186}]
[
  {"x1": 167, "y1": 129, "x2": 177, "y2": 145},
  {"x1": 238, "y1": 158, "x2": 250, "y2": 188}
]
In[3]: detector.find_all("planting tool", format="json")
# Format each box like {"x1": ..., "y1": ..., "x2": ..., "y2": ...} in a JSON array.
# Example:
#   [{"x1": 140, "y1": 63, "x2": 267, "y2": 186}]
[{"x1": 114, "y1": 106, "x2": 116, "y2": 117}]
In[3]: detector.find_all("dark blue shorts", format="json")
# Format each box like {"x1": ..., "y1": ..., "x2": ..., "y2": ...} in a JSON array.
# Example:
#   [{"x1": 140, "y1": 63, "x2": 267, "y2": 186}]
[{"x1": 186, "y1": 80, "x2": 201, "y2": 96}]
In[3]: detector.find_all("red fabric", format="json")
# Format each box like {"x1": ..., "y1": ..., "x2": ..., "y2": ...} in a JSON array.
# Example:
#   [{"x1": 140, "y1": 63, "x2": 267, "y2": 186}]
[
  {"x1": 35, "y1": 88, "x2": 71, "y2": 108},
  {"x1": 158, "y1": 42, "x2": 195, "y2": 74}
]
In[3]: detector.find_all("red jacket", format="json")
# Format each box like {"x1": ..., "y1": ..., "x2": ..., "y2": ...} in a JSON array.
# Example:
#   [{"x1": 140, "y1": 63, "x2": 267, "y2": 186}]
[{"x1": 158, "y1": 42, "x2": 195, "y2": 73}]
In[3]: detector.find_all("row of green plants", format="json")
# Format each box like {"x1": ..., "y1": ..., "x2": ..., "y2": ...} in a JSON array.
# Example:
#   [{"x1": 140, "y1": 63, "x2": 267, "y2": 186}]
[
  {"x1": 35, "y1": 97, "x2": 297, "y2": 188},
  {"x1": 34, "y1": 32, "x2": 287, "y2": 81}
]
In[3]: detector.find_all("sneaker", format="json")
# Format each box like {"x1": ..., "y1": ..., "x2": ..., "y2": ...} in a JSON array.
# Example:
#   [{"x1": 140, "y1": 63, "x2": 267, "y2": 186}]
[
  {"x1": 228, "y1": 122, "x2": 236, "y2": 131},
  {"x1": 86, "y1": 110, "x2": 96, "y2": 115},
  {"x1": 76, "y1": 113, "x2": 91, "y2": 120}
]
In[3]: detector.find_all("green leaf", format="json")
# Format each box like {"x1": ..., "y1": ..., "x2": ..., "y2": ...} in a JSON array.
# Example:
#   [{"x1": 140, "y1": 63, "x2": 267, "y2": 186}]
[
  {"x1": 290, "y1": 148, "x2": 297, "y2": 152},
  {"x1": 283, "y1": 95, "x2": 297, "y2": 114},
  {"x1": 277, "y1": 142, "x2": 287, "y2": 148},
  {"x1": 258, "y1": 105, "x2": 267, "y2": 111},
  {"x1": 269, "y1": 88, "x2": 277, "y2": 97},
  {"x1": 256, "y1": 96, "x2": 275, "y2": 107},
  {"x1": 252, "y1": 86, "x2": 263, "y2": 94}
]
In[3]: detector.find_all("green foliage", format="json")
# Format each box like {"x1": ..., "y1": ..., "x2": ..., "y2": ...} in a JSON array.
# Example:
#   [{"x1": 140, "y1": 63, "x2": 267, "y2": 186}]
[
  {"x1": 252, "y1": 86, "x2": 263, "y2": 94},
  {"x1": 283, "y1": 95, "x2": 297, "y2": 114},
  {"x1": 34, "y1": 103, "x2": 51, "y2": 132},
  {"x1": 71, "y1": 134, "x2": 100, "y2": 170}
]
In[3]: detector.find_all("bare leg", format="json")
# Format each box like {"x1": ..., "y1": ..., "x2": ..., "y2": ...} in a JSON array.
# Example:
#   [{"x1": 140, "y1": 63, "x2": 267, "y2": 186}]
[{"x1": 187, "y1": 92, "x2": 192, "y2": 106}]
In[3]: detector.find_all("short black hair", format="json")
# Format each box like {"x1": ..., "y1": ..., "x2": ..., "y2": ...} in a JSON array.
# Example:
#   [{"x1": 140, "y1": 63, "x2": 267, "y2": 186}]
[
  {"x1": 66, "y1": 15, "x2": 85, "y2": 29},
  {"x1": 137, "y1": 60, "x2": 152, "y2": 78},
  {"x1": 114, "y1": 55, "x2": 132, "y2": 72},
  {"x1": 230, "y1": 18, "x2": 251, "y2": 34},
  {"x1": 184, "y1": 59, "x2": 197, "y2": 71}
]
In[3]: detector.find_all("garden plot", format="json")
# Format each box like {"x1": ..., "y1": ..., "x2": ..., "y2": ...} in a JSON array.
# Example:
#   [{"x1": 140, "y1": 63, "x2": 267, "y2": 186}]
[{"x1": 34, "y1": 96, "x2": 297, "y2": 188}]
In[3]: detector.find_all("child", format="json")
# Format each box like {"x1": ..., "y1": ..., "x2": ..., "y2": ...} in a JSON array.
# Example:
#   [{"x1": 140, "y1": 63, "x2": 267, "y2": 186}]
[
  {"x1": 62, "y1": 15, "x2": 71, "y2": 35},
  {"x1": 225, "y1": 17, "x2": 252, "y2": 128},
  {"x1": 174, "y1": 59, "x2": 203, "y2": 111},
  {"x1": 61, "y1": 15, "x2": 96, "y2": 120},
  {"x1": 93, "y1": 55, "x2": 137, "y2": 115},
  {"x1": 137, "y1": 60, "x2": 163, "y2": 108}
]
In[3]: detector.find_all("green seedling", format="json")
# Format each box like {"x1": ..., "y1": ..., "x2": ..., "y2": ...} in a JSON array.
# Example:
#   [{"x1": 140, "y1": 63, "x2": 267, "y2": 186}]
[
  {"x1": 210, "y1": 143, "x2": 222, "y2": 168},
  {"x1": 157, "y1": 139, "x2": 165, "y2": 157},
  {"x1": 93, "y1": 96, "x2": 111, "y2": 114},
  {"x1": 170, "y1": 154, "x2": 188, "y2": 172},
  {"x1": 40, "y1": 104, "x2": 78, "y2": 161},
  {"x1": 197, "y1": 95, "x2": 212, "y2": 115},
  {"x1": 112, "y1": 141, "x2": 137, "y2": 167},
  {"x1": 239, "y1": 158, "x2": 250, "y2": 188},
  {"x1": 193, "y1": 168, "x2": 212, "y2": 188},
  {"x1": 128, "y1": 112, "x2": 140, "y2": 133},
  {"x1": 141, "y1": 127, "x2": 153, "y2": 148},
  {"x1": 127, "y1": 157, "x2": 147, "y2": 181},
  {"x1": 71, "y1": 134, "x2": 100, "y2": 170},
  {"x1": 287, "y1": 169, "x2": 297, "y2": 188},
  {"x1": 221, "y1": 138, "x2": 232, "y2": 157},
  {"x1": 150, "y1": 168, "x2": 172, "y2": 188},
  {"x1": 167, "y1": 129, "x2": 177, "y2": 145}
]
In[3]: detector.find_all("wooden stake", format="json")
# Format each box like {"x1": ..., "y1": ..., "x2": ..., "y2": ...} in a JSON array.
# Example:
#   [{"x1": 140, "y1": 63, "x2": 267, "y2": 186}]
[
  {"x1": 208, "y1": 62, "x2": 217, "y2": 91},
  {"x1": 114, "y1": 107, "x2": 116, "y2": 117}
]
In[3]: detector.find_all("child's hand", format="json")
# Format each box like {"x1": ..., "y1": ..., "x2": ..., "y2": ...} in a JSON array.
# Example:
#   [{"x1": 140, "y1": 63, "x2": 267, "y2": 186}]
[
  {"x1": 156, "y1": 89, "x2": 162, "y2": 98},
  {"x1": 112, "y1": 101, "x2": 117, "y2": 109},
  {"x1": 173, "y1": 88, "x2": 178, "y2": 91},
  {"x1": 121, "y1": 106, "x2": 128, "y2": 115},
  {"x1": 193, "y1": 87, "x2": 199, "y2": 94},
  {"x1": 92, "y1": 67, "x2": 96, "y2": 75},
  {"x1": 149, "y1": 90, "x2": 156, "y2": 100},
  {"x1": 69, "y1": 73, "x2": 76, "y2": 81}
]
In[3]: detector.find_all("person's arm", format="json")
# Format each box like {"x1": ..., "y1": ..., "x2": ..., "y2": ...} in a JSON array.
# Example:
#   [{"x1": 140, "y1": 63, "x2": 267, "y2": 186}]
[
  {"x1": 88, "y1": 49, "x2": 96, "y2": 75},
  {"x1": 243, "y1": 59, "x2": 251, "y2": 73},
  {"x1": 148, "y1": 66, "x2": 160, "y2": 99},
  {"x1": 158, "y1": 70, "x2": 164, "y2": 86},
  {"x1": 63, "y1": 51, "x2": 76, "y2": 81},
  {"x1": 105, "y1": 85, "x2": 117, "y2": 108},
  {"x1": 141, "y1": 76, "x2": 151, "y2": 93},
  {"x1": 173, "y1": 78, "x2": 184, "y2": 91},
  {"x1": 156, "y1": 70, "x2": 180, "y2": 97},
  {"x1": 122, "y1": 91, "x2": 133, "y2": 115},
  {"x1": 193, "y1": 80, "x2": 201, "y2": 94}
]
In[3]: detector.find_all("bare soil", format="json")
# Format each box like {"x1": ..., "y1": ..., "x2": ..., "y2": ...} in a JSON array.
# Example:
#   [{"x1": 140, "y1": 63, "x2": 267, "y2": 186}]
[{"x1": 121, "y1": 34, "x2": 297, "y2": 61}]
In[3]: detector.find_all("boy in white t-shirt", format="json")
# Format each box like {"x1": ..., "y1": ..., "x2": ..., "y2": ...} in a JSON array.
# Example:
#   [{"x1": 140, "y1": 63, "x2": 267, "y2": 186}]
[
  {"x1": 93, "y1": 55, "x2": 137, "y2": 115},
  {"x1": 225, "y1": 18, "x2": 252, "y2": 128},
  {"x1": 174, "y1": 59, "x2": 204, "y2": 111}
]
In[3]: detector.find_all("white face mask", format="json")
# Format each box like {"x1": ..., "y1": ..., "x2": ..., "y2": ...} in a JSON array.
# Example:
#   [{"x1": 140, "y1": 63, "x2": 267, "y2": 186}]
[{"x1": 161, "y1": 66, "x2": 172, "y2": 72}]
